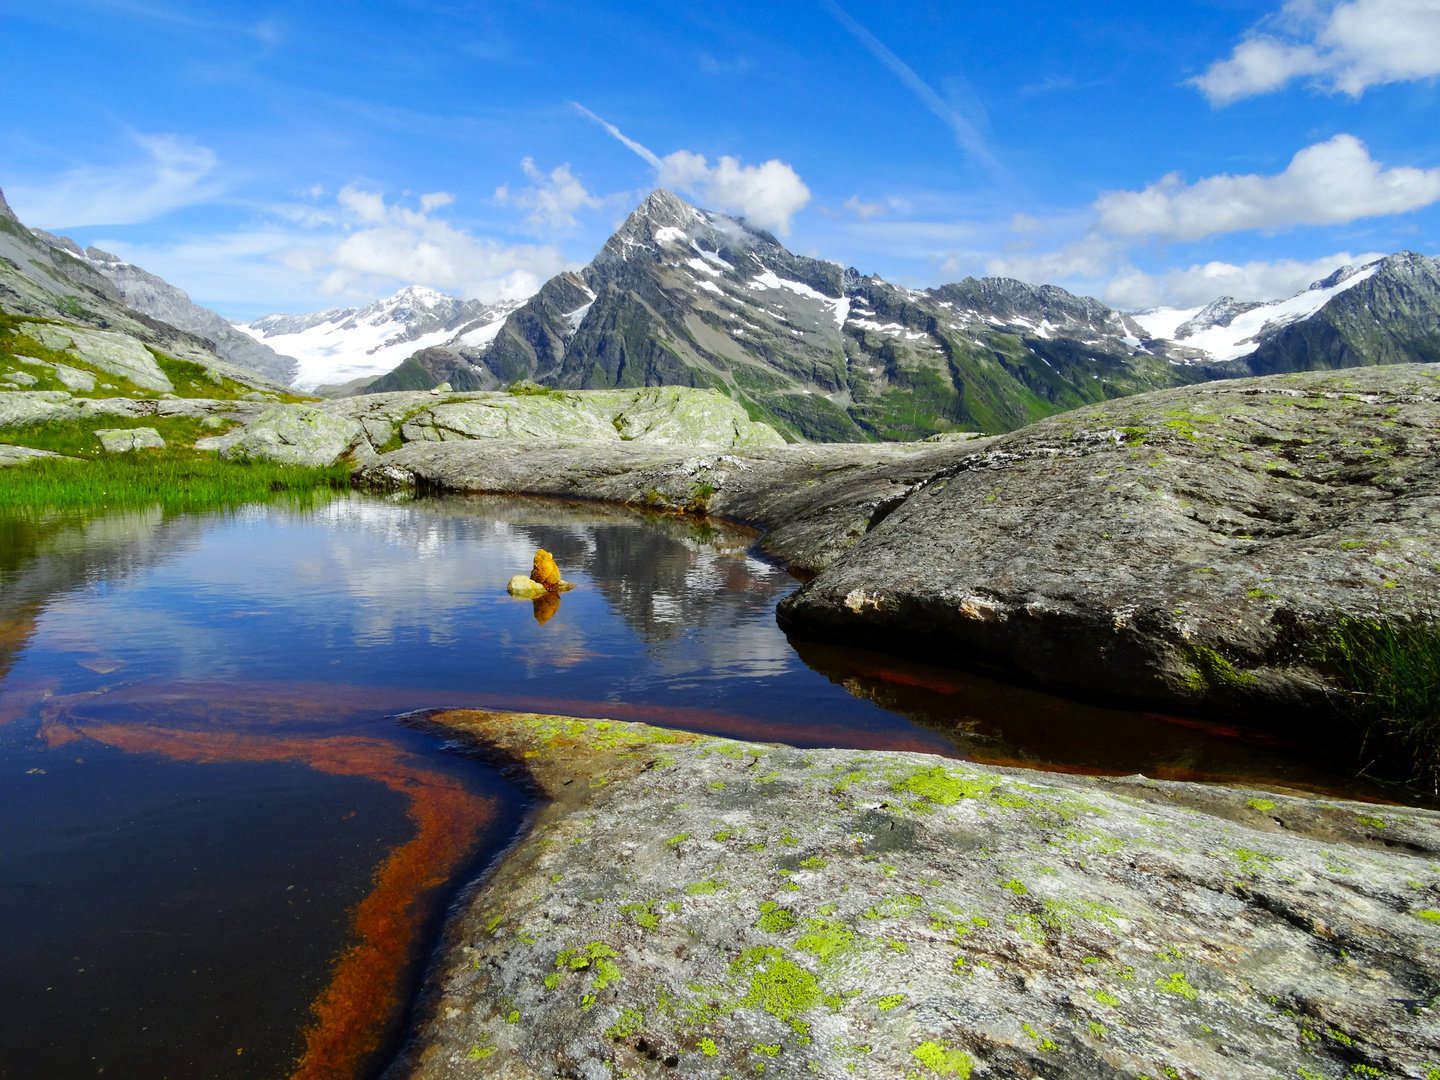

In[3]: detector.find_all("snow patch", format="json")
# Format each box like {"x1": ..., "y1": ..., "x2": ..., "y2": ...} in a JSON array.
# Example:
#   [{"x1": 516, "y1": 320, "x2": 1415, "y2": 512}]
[
  {"x1": 747, "y1": 271, "x2": 848, "y2": 326},
  {"x1": 1132, "y1": 263, "x2": 1381, "y2": 362},
  {"x1": 687, "y1": 258, "x2": 722, "y2": 277},
  {"x1": 459, "y1": 319, "x2": 507, "y2": 349},
  {"x1": 653, "y1": 226, "x2": 687, "y2": 246}
]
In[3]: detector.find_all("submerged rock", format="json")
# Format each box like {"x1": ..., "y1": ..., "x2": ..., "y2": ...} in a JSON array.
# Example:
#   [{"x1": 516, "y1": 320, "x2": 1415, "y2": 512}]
[
  {"x1": 94, "y1": 427, "x2": 166, "y2": 452},
  {"x1": 396, "y1": 710, "x2": 1440, "y2": 1080},
  {"x1": 507, "y1": 576, "x2": 547, "y2": 599}
]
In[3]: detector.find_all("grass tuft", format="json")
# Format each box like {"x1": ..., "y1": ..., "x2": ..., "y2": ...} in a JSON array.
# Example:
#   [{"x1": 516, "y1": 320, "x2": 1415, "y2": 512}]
[
  {"x1": 1308, "y1": 613, "x2": 1440, "y2": 784},
  {"x1": 0, "y1": 453, "x2": 350, "y2": 514}
]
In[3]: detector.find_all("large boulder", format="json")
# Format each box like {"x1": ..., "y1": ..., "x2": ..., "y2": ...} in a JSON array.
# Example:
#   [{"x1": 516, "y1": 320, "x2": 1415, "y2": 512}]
[
  {"x1": 395, "y1": 709, "x2": 1440, "y2": 1080},
  {"x1": 195, "y1": 404, "x2": 367, "y2": 466},
  {"x1": 776, "y1": 364, "x2": 1440, "y2": 725},
  {"x1": 95, "y1": 427, "x2": 166, "y2": 452}
]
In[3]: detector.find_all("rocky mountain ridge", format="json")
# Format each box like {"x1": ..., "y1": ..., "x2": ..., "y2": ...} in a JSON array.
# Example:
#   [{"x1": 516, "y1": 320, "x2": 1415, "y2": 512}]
[
  {"x1": 0, "y1": 188, "x2": 289, "y2": 394},
  {"x1": 460, "y1": 190, "x2": 1196, "y2": 441},
  {"x1": 29, "y1": 231, "x2": 300, "y2": 385},
  {"x1": 378, "y1": 190, "x2": 1440, "y2": 441}
]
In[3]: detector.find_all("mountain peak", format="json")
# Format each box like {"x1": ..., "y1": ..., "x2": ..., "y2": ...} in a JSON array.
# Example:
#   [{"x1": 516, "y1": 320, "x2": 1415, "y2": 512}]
[{"x1": 0, "y1": 187, "x2": 17, "y2": 222}]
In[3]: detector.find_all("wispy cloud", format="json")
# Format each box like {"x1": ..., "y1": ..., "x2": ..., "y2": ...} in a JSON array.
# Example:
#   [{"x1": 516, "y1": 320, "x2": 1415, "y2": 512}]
[
  {"x1": 572, "y1": 104, "x2": 811, "y2": 234},
  {"x1": 5, "y1": 132, "x2": 223, "y2": 228},
  {"x1": 1194, "y1": 0, "x2": 1440, "y2": 104},
  {"x1": 494, "y1": 158, "x2": 606, "y2": 231},
  {"x1": 820, "y1": 0, "x2": 1001, "y2": 178}
]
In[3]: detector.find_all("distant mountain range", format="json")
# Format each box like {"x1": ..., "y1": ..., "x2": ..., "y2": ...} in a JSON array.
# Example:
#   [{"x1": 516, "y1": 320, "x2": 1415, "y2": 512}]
[
  {"x1": 356, "y1": 189, "x2": 1438, "y2": 440},
  {"x1": 6, "y1": 183, "x2": 1437, "y2": 440},
  {"x1": 234, "y1": 288, "x2": 522, "y2": 393}
]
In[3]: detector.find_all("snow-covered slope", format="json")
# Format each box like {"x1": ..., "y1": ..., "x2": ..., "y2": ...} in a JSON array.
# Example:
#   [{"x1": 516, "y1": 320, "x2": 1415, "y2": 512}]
[
  {"x1": 235, "y1": 287, "x2": 522, "y2": 391},
  {"x1": 1132, "y1": 262, "x2": 1384, "y2": 362}
]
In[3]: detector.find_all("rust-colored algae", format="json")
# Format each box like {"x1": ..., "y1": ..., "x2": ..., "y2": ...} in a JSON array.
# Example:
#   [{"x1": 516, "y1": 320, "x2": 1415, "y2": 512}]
[{"x1": 69, "y1": 722, "x2": 497, "y2": 1080}]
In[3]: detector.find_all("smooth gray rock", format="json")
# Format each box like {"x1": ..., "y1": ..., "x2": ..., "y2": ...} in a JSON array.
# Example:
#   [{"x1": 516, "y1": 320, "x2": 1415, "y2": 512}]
[
  {"x1": 0, "y1": 443, "x2": 69, "y2": 467},
  {"x1": 195, "y1": 404, "x2": 367, "y2": 466},
  {"x1": 0, "y1": 391, "x2": 76, "y2": 427},
  {"x1": 389, "y1": 388, "x2": 783, "y2": 450},
  {"x1": 396, "y1": 709, "x2": 1440, "y2": 1080},
  {"x1": 0, "y1": 391, "x2": 269, "y2": 429},
  {"x1": 777, "y1": 364, "x2": 1440, "y2": 725},
  {"x1": 95, "y1": 427, "x2": 166, "y2": 452}
]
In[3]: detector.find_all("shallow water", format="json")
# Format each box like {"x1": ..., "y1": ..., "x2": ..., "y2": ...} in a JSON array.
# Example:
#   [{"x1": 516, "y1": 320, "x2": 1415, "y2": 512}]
[{"x1": 0, "y1": 493, "x2": 1402, "y2": 1079}]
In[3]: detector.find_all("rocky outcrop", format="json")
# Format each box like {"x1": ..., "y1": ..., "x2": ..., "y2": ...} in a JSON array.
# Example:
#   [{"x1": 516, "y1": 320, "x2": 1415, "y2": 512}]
[
  {"x1": 0, "y1": 391, "x2": 273, "y2": 429},
  {"x1": 393, "y1": 709, "x2": 1440, "y2": 1080},
  {"x1": 354, "y1": 439, "x2": 983, "y2": 575},
  {"x1": 195, "y1": 404, "x2": 369, "y2": 467},
  {"x1": 776, "y1": 364, "x2": 1440, "y2": 725},
  {"x1": 0, "y1": 443, "x2": 67, "y2": 467}
]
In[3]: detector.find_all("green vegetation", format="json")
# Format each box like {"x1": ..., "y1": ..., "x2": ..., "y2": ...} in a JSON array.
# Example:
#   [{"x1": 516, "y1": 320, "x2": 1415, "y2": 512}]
[
  {"x1": 0, "y1": 453, "x2": 350, "y2": 514},
  {"x1": 1307, "y1": 613, "x2": 1440, "y2": 782}
]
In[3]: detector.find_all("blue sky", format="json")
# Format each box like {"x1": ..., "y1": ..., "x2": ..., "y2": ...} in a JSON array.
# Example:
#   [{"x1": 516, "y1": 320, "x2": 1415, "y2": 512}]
[{"x1": 3, "y1": 0, "x2": 1437, "y2": 319}]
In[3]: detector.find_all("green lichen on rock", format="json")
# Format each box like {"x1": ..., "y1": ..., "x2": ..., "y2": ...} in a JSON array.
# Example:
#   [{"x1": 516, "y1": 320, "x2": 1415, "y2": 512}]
[{"x1": 406, "y1": 709, "x2": 1440, "y2": 1080}]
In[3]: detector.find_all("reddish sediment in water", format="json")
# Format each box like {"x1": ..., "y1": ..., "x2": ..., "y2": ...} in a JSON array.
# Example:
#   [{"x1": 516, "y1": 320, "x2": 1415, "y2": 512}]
[{"x1": 62, "y1": 720, "x2": 497, "y2": 1080}]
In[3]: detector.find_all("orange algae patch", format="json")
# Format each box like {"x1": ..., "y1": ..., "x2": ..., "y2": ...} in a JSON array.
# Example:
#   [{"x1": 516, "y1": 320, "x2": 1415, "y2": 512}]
[{"x1": 71, "y1": 722, "x2": 498, "y2": 1080}]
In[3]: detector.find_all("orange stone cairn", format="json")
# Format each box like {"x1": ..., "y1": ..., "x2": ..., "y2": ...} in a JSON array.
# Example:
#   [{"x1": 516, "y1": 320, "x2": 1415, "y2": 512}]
[{"x1": 530, "y1": 548, "x2": 562, "y2": 590}]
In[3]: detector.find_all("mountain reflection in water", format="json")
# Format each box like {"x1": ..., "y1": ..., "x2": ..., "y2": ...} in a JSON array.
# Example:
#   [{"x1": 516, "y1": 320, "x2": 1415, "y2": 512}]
[{"x1": 0, "y1": 493, "x2": 1407, "y2": 1080}]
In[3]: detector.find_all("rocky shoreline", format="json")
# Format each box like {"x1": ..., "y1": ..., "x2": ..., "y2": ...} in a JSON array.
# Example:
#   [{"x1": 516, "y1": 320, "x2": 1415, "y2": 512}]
[
  {"x1": 356, "y1": 364, "x2": 1440, "y2": 731},
  {"x1": 388, "y1": 709, "x2": 1440, "y2": 1080}
]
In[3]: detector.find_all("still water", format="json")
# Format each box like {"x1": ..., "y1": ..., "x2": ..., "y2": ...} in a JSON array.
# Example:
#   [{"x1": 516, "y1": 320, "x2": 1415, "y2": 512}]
[{"x1": 0, "y1": 493, "x2": 1391, "y2": 1079}]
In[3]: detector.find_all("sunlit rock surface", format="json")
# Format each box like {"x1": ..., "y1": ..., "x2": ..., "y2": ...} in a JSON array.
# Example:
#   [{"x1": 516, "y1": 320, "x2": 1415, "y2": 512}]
[
  {"x1": 396, "y1": 710, "x2": 1440, "y2": 1080},
  {"x1": 778, "y1": 364, "x2": 1440, "y2": 724},
  {"x1": 94, "y1": 426, "x2": 166, "y2": 452}
]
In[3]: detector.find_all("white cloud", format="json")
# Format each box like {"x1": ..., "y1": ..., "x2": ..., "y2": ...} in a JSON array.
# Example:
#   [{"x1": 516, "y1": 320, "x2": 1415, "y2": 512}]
[
  {"x1": 1195, "y1": 0, "x2": 1440, "y2": 104},
  {"x1": 1104, "y1": 250, "x2": 1389, "y2": 309},
  {"x1": 494, "y1": 158, "x2": 604, "y2": 230},
  {"x1": 573, "y1": 103, "x2": 811, "y2": 235},
  {"x1": 419, "y1": 191, "x2": 455, "y2": 212},
  {"x1": 656, "y1": 151, "x2": 811, "y2": 235},
  {"x1": 1095, "y1": 135, "x2": 1440, "y2": 241},
  {"x1": 5, "y1": 133, "x2": 221, "y2": 228},
  {"x1": 297, "y1": 186, "x2": 568, "y2": 302}
]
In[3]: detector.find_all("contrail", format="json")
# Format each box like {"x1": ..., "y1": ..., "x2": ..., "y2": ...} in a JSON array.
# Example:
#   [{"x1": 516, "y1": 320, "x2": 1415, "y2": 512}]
[
  {"x1": 570, "y1": 102, "x2": 663, "y2": 169},
  {"x1": 820, "y1": 0, "x2": 1002, "y2": 177}
]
